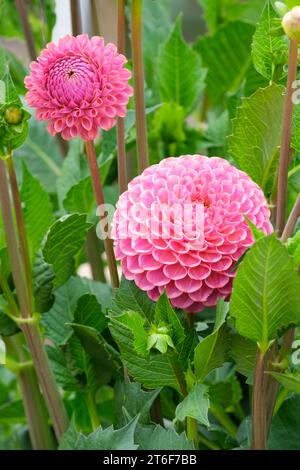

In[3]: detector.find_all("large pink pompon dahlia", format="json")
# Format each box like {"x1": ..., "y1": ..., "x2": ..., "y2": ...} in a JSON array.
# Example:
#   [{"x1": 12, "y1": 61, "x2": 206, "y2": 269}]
[
  {"x1": 25, "y1": 34, "x2": 133, "y2": 141},
  {"x1": 112, "y1": 155, "x2": 273, "y2": 313}
]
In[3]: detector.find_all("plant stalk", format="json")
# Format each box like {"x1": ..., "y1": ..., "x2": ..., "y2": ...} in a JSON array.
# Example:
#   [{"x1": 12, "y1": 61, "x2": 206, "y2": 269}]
[
  {"x1": 0, "y1": 159, "x2": 68, "y2": 441},
  {"x1": 276, "y1": 39, "x2": 298, "y2": 235},
  {"x1": 15, "y1": 0, "x2": 37, "y2": 61},
  {"x1": 85, "y1": 228, "x2": 106, "y2": 283},
  {"x1": 131, "y1": 0, "x2": 149, "y2": 173},
  {"x1": 252, "y1": 350, "x2": 266, "y2": 450},
  {"x1": 117, "y1": 0, "x2": 128, "y2": 193},
  {"x1": 6, "y1": 335, "x2": 55, "y2": 450},
  {"x1": 6, "y1": 153, "x2": 33, "y2": 304},
  {"x1": 210, "y1": 402, "x2": 237, "y2": 439},
  {"x1": 84, "y1": 140, "x2": 119, "y2": 289},
  {"x1": 70, "y1": 0, "x2": 82, "y2": 36}
]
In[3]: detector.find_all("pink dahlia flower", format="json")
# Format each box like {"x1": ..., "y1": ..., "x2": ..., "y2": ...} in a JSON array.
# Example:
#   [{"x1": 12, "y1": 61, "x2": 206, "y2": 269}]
[
  {"x1": 112, "y1": 155, "x2": 273, "y2": 313},
  {"x1": 25, "y1": 34, "x2": 133, "y2": 141}
]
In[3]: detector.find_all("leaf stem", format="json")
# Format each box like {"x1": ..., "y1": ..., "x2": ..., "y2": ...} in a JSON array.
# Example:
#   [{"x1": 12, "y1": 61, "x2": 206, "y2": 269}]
[
  {"x1": 131, "y1": 0, "x2": 149, "y2": 173},
  {"x1": 117, "y1": 0, "x2": 128, "y2": 193},
  {"x1": 186, "y1": 416, "x2": 199, "y2": 446},
  {"x1": 0, "y1": 159, "x2": 69, "y2": 441},
  {"x1": 252, "y1": 350, "x2": 266, "y2": 450},
  {"x1": 6, "y1": 335, "x2": 56, "y2": 449},
  {"x1": 84, "y1": 140, "x2": 119, "y2": 289},
  {"x1": 6, "y1": 153, "x2": 33, "y2": 305},
  {"x1": 85, "y1": 228, "x2": 106, "y2": 283},
  {"x1": 86, "y1": 391, "x2": 100, "y2": 431},
  {"x1": 15, "y1": 0, "x2": 37, "y2": 61},
  {"x1": 210, "y1": 402, "x2": 237, "y2": 439},
  {"x1": 281, "y1": 193, "x2": 300, "y2": 242},
  {"x1": 276, "y1": 39, "x2": 298, "y2": 236}
]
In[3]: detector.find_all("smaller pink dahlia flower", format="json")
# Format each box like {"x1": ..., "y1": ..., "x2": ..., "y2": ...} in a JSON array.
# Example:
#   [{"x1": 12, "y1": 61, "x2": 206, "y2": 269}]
[
  {"x1": 25, "y1": 34, "x2": 133, "y2": 141},
  {"x1": 112, "y1": 155, "x2": 273, "y2": 313}
]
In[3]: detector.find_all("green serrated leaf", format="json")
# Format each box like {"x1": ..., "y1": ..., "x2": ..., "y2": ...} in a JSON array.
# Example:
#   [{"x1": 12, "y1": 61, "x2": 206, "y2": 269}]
[
  {"x1": 194, "y1": 302, "x2": 230, "y2": 381},
  {"x1": 42, "y1": 276, "x2": 111, "y2": 345},
  {"x1": 113, "y1": 277, "x2": 155, "y2": 320},
  {"x1": 63, "y1": 175, "x2": 94, "y2": 215},
  {"x1": 195, "y1": 21, "x2": 254, "y2": 103},
  {"x1": 154, "y1": 292, "x2": 186, "y2": 347},
  {"x1": 230, "y1": 334, "x2": 256, "y2": 383},
  {"x1": 158, "y1": 16, "x2": 206, "y2": 112},
  {"x1": 252, "y1": 0, "x2": 288, "y2": 81},
  {"x1": 228, "y1": 84, "x2": 284, "y2": 194},
  {"x1": 43, "y1": 214, "x2": 91, "y2": 287},
  {"x1": 268, "y1": 396, "x2": 300, "y2": 449},
  {"x1": 267, "y1": 371, "x2": 300, "y2": 394},
  {"x1": 176, "y1": 383, "x2": 210, "y2": 427},
  {"x1": 230, "y1": 235, "x2": 300, "y2": 353},
  {"x1": 21, "y1": 164, "x2": 53, "y2": 259},
  {"x1": 32, "y1": 251, "x2": 55, "y2": 313},
  {"x1": 136, "y1": 424, "x2": 194, "y2": 450},
  {"x1": 60, "y1": 416, "x2": 139, "y2": 450}
]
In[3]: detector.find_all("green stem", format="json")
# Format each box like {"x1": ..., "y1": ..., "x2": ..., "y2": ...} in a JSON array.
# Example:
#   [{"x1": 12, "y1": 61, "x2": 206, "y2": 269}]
[
  {"x1": 84, "y1": 140, "x2": 119, "y2": 289},
  {"x1": 198, "y1": 433, "x2": 221, "y2": 450},
  {"x1": 6, "y1": 153, "x2": 33, "y2": 305},
  {"x1": 186, "y1": 417, "x2": 199, "y2": 446},
  {"x1": 210, "y1": 402, "x2": 237, "y2": 439},
  {"x1": 86, "y1": 391, "x2": 100, "y2": 431},
  {"x1": 6, "y1": 335, "x2": 56, "y2": 449},
  {"x1": 131, "y1": 0, "x2": 149, "y2": 173},
  {"x1": 117, "y1": 0, "x2": 128, "y2": 194},
  {"x1": 276, "y1": 39, "x2": 298, "y2": 235},
  {"x1": 0, "y1": 159, "x2": 68, "y2": 441},
  {"x1": 252, "y1": 350, "x2": 266, "y2": 450}
]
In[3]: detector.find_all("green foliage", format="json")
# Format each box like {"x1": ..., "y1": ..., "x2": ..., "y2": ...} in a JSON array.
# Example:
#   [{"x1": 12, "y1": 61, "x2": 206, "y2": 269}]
[
  {"x1": 21, "y1": 164, "x2": 53, "y2": 259},
  {"x1": 176, "y1": 383, "x2": 210, "y2": 426},
  {"x1": 43, "y1": 214, "x2": 91, "y2": 287},
  {"x1": 228, "y1": 84, "x2": 284, "y2": 194},
  {"x1": 59, "y1": 417, "x2": 139, "y2": 450},
  {"x1": 268, "y1": 396, "x2": 300, "y2": 450},
  {"x1": 135, "y1": 425, "x2": 194, "y2": 450},
  {"x1": 252, "y1": 0, "x2": 288, "y2": 81},
  {"x1": 231, "y1": 235, "x2": 300, "y2": 353},
  {"x1": 158, "y1": 16, "x2": 206, "y2": 113},
  {"x1": 195, "y1": 21, "x2": 254, "y2": 103}
]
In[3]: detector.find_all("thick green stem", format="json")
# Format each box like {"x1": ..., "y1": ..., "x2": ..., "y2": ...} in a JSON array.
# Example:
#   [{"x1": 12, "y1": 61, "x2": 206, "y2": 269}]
[
  {"x1": 117, "y1": 0, "x2": 128, "y2": 193},
  {"x1": 84, "y1": 140, "x2": 119, "y2": 289},
  {"x1": 186, "y1": 417, "x2": 199, "y2": 446},
  {"x1": 6, "y1": 153, "x2": 33, "y2": 305},
  {"x1": 276, "y1": 39, "x2": 298, "y2": 235},
  {"x1": 86, "y1": 391, "x2": 100, "y2": 431},
  {"x1": 252, "y1": 350, "x2": 266, "y2": 450},
  {"x1": 0, "y1": 159, "x2": 68, "y2": 441},
  {"x1": 131, "y1": 0, "x2": 149, "y2": 173},
  {"x1": 6, "y1": 335, "x2": 55, "y2": 450},
  {"x1": 210, "y1": 403, "x2": 237, "y2": 439}
]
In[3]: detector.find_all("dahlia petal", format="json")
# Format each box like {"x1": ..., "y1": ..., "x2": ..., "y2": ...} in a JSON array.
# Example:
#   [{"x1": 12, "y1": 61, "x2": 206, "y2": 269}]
[{"x1": 163, "y1": 263, "x2": 187, "y2": 281}]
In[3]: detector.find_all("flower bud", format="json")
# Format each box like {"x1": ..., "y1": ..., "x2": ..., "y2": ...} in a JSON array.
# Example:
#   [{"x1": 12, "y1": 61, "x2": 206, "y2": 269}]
[
  {"x1": 282, "y1": 7, "x2": 300, "y2": 42},
  {"x1": 274, "y1": 1, "x2": 288, "y2": 17},
  {"x1": 4, "y1": 106, "x2": 23, "y2": 125}
]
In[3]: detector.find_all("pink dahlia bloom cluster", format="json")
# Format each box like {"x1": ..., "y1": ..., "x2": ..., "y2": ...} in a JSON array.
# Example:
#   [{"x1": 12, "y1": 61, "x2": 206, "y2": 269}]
[
  {"x1": 25, "y1": 34, "x2": 133, "y2": 141},
  {"x1": 112, "y1": 155, "x2": 273, "y2": 313}
]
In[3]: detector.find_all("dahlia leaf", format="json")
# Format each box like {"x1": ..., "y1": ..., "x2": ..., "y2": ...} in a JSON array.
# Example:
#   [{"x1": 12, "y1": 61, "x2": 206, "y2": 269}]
[
  {"x1": 32, "y1": 251, "x2": 55, "y2": 313},
  {"x1": 135, "y1": 424, "x2": 194, "y2": 450},
  {"x1": 109, "y1": 315, "x2": 182, "y2": 391},
  {"x1": 195, "y1": 21, "x2": 254, "y2": 103},
  {"x1": 63, "y1": 175, "x2": 94, "y2": 215},
  {"x1": 230, "y1": 235, "x2": 300, "y2": 353},
  {"x1": 267, "y1": 372, "x2": 300, "y2": 395},
  {"x1": 268, "y1": 396, "x2": 300, "y2": 450},
  {"x1": 287, "y1": 229, "x2": 300, "y2": 268},
  {"x1": 158, "y1": 15, "x2": 207, "y2": 113},
  {"x1": 228, "y1": 84, "x2": 284, "y2": 194},
  {"x1": 21, "y1": 163, "x2": 53, "y2": 259},
  {"x1": 175, "y1": 383, "x2": 210, "y2": 427},
  {"x1": 113, "y1": 277, "x2": 156, "y2": 320},
  {"x1": 42, "y1": 276, "x2": 111, "y2": 346},
  {"x1": 155, "y1": 292, "x2": 186, "y2": 347},
  {"x1": 252, "y1": 0, "x2": 288, "y2": 81},
  {"x1": 59, "y1": 416, "x2": 139, "y2": 450},
  {"x1": 115, "y1": 381, "x2": 161, "y2": 426},
  {"x1": 43, "y1": 214, "x2": 91, "y2": 288},
  {"x1": 230, "y1": 334, "x2": 256, "y2": 383},
  {"x1": 15, "y1": 116, "x2": 63, "y2": 194},
  {"x1": 194, "y1": 302, "x2": 230, "y2": 381}
]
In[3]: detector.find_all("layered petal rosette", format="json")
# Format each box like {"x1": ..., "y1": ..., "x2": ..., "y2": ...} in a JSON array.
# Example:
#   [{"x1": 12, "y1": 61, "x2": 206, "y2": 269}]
[
  {"x1": 25, "y1": 34, "x2": 133, "y2": 141},
  {"x1": 112, "y1": 155, "x2": 273, "y2": 313}
]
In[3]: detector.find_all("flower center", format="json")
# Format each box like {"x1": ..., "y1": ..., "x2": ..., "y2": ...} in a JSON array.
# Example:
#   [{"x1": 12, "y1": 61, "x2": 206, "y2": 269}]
[{"x1": 191, "y1": 193, "x2": 211, "y2": 208}]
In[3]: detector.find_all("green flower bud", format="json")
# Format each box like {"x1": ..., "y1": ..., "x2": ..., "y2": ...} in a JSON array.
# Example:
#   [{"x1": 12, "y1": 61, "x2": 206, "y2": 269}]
[
  {"x1": 147, "y1": 323, "x2": 175, "y2": 354},
  {"x1": 282, "y1": 7, "x2": 300, "y2": 42},
  {"x1": 4, "y1": 106, "x2": 23, "y2": 125}
]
